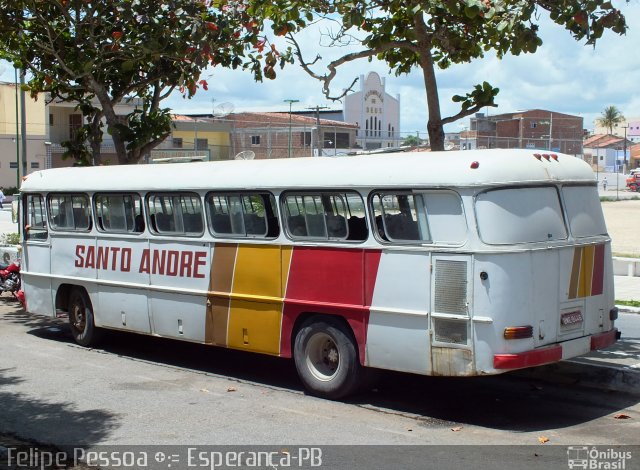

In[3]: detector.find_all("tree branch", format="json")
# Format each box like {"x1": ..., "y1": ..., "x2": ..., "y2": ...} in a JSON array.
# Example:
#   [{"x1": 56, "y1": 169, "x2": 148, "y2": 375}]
[{"x1": 287, "y1": 33, "x2": 418, "y2": 101}]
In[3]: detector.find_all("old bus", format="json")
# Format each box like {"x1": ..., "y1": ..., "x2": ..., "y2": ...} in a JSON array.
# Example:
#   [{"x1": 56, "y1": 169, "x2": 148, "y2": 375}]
[{"x1": 20, "y1": 149, "x2": 618, "y2": 398}]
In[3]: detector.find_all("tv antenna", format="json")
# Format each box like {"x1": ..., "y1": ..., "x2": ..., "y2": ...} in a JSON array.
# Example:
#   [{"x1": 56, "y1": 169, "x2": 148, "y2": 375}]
[
  {"x1": 234, "y1": 150, "x2": 255, "y2": 160},
  {"x1": 212, "y1": 99, "x2": 235, "y2": 118}
]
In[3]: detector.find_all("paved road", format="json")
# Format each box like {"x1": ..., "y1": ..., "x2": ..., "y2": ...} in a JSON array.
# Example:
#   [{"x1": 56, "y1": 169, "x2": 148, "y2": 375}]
[{"x1": 0, "y1": 303, "x2": 638, "y2": 453}]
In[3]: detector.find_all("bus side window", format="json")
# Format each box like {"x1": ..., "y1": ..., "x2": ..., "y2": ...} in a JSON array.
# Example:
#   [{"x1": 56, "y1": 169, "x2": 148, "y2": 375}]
[
  {"x1": 371, "y1": 193, "x2": 429, "y2": 243},
  {"x1": 24, "y1": 194, "x2": 48, "y2": 241},
  {"x1": 282, "y1": 191, "x2": 366, "y2": 242},
  {"x1": 206, "y1": 192, "x2": 276, "y2": 239},
  {"x1": 48, "y1": 193, "x2": 91, "y2": 232}
]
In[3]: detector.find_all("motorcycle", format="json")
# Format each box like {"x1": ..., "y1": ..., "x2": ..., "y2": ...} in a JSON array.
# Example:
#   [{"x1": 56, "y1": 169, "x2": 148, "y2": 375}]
[{"x1": 0, "y1": 259, "x2": 21, "y2": 301}]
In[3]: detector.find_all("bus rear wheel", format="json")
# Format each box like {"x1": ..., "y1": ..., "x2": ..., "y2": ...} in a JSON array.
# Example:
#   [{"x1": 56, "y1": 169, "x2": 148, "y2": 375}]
[
  {"x1": 68, "y1": 288, "x2": 101, "y2": 347},
  {"x1": 293, "y1": 317, "x2": 362, "y2": 399}
]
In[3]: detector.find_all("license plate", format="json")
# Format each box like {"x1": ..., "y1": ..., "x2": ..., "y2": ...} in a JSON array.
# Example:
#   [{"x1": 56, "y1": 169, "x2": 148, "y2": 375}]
[{"x1": 561, "y1": 310, "x2": 583, "y2": 326}]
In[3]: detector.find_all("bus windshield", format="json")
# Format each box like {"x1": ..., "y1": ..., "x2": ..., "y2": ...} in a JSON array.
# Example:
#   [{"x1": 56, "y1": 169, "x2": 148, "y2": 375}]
[{"x1": 475, "y1": 186, "x2": 567, "y2": 244}]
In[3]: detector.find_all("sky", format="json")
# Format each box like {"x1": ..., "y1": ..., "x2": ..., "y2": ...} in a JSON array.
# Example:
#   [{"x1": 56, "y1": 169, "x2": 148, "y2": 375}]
[
  {"x1": 1, "y1": 1, "x2": 638, "y2": 136},
  {"x1": 162, "y1": 0, "x2": 639, "y2": 136}
]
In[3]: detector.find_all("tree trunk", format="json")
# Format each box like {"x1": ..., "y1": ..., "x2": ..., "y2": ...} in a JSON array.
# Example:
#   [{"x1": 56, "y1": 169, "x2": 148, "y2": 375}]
[
  {"x1": 88, "y1": 113, "x2": 102, "y2": 166},
  {"x1": 87, "y1": 77, "x2": 131, "y2": 164},
  {"x1": 414, "y1": 14, "x2": 445, "y2": 152}
]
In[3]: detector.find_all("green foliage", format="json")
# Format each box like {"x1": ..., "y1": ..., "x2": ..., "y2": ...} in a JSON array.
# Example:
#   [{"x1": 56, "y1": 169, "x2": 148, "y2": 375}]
[
  {"x1": 402, "y1": 135, "x2": 422, "y2": 146},
  {"x1": 1, "y1": 233, "x2": 20, "y2": 246},
  {"x1": 253, "y1": 0, "x2": 628, "y2": 150},
  {"x1": 60, "y1": 126, "x2": 93, "y2": 166},
  {"x1": 596, "y1": 105, "x2": 626, "y2": 134},
  {"x1": 0, "y1": 0, "x2": 289, "y2": 164}
]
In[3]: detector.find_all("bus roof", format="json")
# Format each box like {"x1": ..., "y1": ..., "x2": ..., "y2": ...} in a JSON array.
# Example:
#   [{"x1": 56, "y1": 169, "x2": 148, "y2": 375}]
[{"x1": 21, "y1": 149, "x2": 595, "y2": 193}]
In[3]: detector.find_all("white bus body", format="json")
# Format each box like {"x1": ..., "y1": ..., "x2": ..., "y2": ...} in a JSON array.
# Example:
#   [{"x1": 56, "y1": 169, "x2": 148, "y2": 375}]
[{"x1": 20, "y1": 149, "x2": 618, "y2": 398}]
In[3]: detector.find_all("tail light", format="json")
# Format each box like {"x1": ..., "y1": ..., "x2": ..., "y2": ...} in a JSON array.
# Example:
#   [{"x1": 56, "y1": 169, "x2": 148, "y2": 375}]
[{"x1": 504, "y1": 325, "x2": 533, "y2": 340}]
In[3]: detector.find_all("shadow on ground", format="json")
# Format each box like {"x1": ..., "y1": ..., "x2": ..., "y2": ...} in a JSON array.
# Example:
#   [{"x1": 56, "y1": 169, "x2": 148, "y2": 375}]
[
  {"x1": 11, "y1": 309, "x2": 640, "y2": 435},
  {"x1": 0, "y1": 368, "x2": 120, "y2": 447}
]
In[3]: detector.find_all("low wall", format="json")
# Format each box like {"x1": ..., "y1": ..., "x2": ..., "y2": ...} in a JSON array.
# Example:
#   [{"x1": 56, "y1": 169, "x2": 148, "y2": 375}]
[{"x1": 613, "y1": 257, "x2": 640, "y2": 277}]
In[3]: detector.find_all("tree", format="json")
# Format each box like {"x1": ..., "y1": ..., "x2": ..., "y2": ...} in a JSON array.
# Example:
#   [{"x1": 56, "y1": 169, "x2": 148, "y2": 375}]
[
  {"x1": 0, "y1": 0, "x2": 287, "y2": 164},
  {"x1": 401, "y1": 135, "x2": 422, "y2": 147},
  {"x1": 254, "y1": 0, "x2": 628, "y2": 151},
  {"x1": 596, "y1": 105, "x2": 625, "y2": 134}
]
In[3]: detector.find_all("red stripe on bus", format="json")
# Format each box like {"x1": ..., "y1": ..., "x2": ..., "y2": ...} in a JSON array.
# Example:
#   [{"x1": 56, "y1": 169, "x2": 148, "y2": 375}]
[
  {"x1": 493, "y1": 345, "x2": 562, "y2": 369},
  {"x1": 590, "y1": 244, "x2": 605, "y2": 296},
  {"x1": 590, "y1": 329, "x2": 617, "y2": 350},
  {"x1": 279, "y1": 248, "x2": 382, "y2": 362}
]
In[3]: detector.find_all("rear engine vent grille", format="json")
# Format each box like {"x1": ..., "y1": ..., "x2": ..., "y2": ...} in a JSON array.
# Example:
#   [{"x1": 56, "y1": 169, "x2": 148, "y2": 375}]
[
  {"x1": 434, "y1": 318, "x2": 468, "y2": 344},
  {"x1": 434, "y1": 259, "x2": 468, "y2": 315}
]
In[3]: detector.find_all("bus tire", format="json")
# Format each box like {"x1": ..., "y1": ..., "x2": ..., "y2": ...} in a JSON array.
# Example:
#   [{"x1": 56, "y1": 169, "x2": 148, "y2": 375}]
[
  {"x1": 68, "y1": 288, "x2": 101, "y2": 347},
  {"x1": 293, "y1": 317, "x2": 362, "y2": 399}
]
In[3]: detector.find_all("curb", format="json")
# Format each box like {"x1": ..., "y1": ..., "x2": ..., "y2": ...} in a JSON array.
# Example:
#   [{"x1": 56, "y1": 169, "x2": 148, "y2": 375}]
[
  {"x1": 616, "y1": 304, "x2": 640, "y2": 314},
  {"x1": 513, "y1": 360, "x2": 640, "y2": 396}
]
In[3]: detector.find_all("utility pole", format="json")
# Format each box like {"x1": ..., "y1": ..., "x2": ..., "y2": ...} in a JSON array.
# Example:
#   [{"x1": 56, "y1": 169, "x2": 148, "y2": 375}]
[
  {"x1": 20, "y1": 70, "x2": 27, "y2": 178},
  {"x1": 284, "y1": 99, "x2": 299, "y2": 158},
  {"x1": 622, "y1": 124, "x2": 629, "y2": 174},
  {"x1": 308, "y1": 105, "x2": 328, "y2": 156}
]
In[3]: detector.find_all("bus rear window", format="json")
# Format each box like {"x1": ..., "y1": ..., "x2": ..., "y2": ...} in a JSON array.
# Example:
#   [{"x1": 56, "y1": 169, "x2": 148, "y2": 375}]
[
  {"x1": 562, "y1": 185, "x2": 607, "y2": 238},
  {"x1": 476, "y1": 187, "x2": 567, "y2": 244}
]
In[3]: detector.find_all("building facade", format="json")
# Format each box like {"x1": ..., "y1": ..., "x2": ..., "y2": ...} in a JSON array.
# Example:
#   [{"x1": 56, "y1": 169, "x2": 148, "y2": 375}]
[
  {"x1": 583, "y1": 134, "x2": 632, "y2": 172},
  {"x1": 225, "y1": 112, "x2": 358, "y2": 159},
  {"x1": 594, "y1": 117, "x2": 640, "y2": 143},
  {"x1": 469, "y1": 109, "x2": 584, "y2": 156},
  {"x1": 343, "y1": 72, "x2": 401, "y2": 150},
  {"x1": 0, "y1": 82, "x2": 48, "y2": 190}
]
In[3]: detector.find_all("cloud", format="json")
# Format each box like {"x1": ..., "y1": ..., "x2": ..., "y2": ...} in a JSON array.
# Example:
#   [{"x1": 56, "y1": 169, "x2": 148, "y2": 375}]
[{"x1": 172, "y1": 1, "x2": 639, "y2": 135}]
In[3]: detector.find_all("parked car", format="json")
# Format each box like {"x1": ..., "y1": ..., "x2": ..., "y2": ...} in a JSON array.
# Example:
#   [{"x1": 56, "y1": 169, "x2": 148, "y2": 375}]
[{"x1": 626, "y1": 169, "x2": 640, "y2": 192}]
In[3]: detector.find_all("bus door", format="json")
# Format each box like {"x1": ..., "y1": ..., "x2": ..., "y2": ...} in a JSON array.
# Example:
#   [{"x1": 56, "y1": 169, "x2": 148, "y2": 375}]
[
  {"x1": 430, "y1": 253, "x2": 474, "y2": 376},
  {"x1": 93, "y1": 194, "x2": 151, "y2": 333},
  {"x1": 22, "y1": 194, "x2": 54, "y2": 316}
]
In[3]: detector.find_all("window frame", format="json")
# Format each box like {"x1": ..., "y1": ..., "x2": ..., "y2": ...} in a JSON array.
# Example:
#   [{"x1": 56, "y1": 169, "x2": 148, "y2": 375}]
[
  {"x1": 369, "y1": 190, "x2": 430, "y2": 244},
  {"x1": 24, "y1": 193, "x2": 48, "y2": 241},
  {"x1": 146, "y1": 191, "x2": 204, "y2": 237},
  {"x1": 281, "y1": 190, "x2": 368, "y2": 243},
  {"x1": 47, "y1": 193, "x2": 92, "y2": 232},
  {"x1": 94, "y1": 192, "x2": 145, "y2": 235},
  {"x1": 205, "y1": 191, "x2": 279, "y2": 239}
]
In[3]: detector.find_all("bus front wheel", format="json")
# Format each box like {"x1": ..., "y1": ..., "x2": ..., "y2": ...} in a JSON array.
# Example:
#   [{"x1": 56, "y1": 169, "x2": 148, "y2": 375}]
[
  {"x1": 293, "y1": 317, "x2": 362, "y2": 399},
  {"x1": 68, "y1": 288, "x2": 101, "y2": 347}
]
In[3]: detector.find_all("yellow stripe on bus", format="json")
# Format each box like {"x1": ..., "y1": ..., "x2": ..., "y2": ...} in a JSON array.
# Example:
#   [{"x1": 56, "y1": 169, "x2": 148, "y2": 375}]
[
  {"x1": 206, "y1": 243, "x2": 238, "y2": 346},
  {"x1": 227, "y1": 245, "x2": 292, "y2": 355},
  {"x1": 578, "y1": 244, "x2": 595, "y2": 298},
  {"x1": 569, "y1": 247, "x2": 581, "y2": 299}
]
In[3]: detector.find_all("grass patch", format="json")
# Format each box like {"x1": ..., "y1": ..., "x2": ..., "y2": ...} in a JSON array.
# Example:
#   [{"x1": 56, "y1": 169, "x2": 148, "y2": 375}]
[
  {"x1": 600, "y1": 195, "x2": 640, "y2": 202},
  {"x1": 615, "y1": 300, "x2": 640, "y2": 308}
]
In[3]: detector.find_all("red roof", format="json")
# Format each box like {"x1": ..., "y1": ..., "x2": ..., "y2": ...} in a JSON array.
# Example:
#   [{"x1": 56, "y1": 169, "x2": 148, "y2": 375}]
[{"x1": 226, "y1": 112, "x2": 358, "y2": 129}]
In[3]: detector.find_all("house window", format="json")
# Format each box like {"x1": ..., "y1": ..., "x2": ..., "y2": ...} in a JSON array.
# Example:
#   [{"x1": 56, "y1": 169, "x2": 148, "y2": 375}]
[
  {"x1": 173, "y1": 137, "x2": 183, "y2": 148},
  {"x1": 31, "y1": 162, "x2": 40, "y2": 169},
  {"x1": 195, "y1": 138, "x2": 207, "y2": 150},
  {"x1": 251, "y1": 135, "x2": 261, "y2": 145},
  {"x1": 9, "y1": 162, "x2": 17, "y2": 169},
  {"x1": 49, "y1": 113, "x2": 54, "y2": 126},
  {"x1": 531, "y1": 122, "x2": 537, "y2": 129},
  {"x1": 69, "y1": 114, "x2": 82, "y2": 138},
  {"x1": 300, "y1": 132, "x2": 312, "y2": 146}
]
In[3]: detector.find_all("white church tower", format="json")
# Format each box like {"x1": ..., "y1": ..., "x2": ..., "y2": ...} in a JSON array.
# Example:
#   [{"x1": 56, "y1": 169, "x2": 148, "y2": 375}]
[{"x1": 343, "y1": 71, "x2": 401, "y2": 150}]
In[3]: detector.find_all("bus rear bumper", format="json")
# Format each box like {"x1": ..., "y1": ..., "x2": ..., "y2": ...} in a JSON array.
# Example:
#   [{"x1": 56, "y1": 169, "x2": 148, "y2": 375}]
[{"x1": 493, "y1": 328, "x2": 618, "y2": 370}]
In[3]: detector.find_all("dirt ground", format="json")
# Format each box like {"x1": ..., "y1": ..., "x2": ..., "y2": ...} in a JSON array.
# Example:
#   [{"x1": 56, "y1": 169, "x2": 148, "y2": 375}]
[{"x1": 602, "y1": 199, "x2": 640, "y2": 257}]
